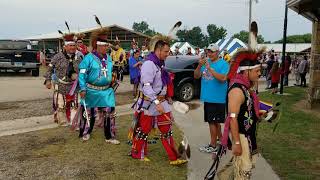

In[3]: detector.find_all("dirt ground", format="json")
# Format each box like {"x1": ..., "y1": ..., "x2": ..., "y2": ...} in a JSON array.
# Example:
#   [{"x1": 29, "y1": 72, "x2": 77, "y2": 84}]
[
  {"x1": 115, "y1": 91, "x2": 135, "y2": 106},
  {"x1": 0, "y1": 92, "x2": 134, "y2": 121},
  {"x1": 0, "y1": 98, "x2": 52, "y2": 121},
  {"x1": 0, "y1": 65, "x2": 134, "y2": 103},
  {"x1": 0, "y1": 115, "x2": 187, "y2": 180}
]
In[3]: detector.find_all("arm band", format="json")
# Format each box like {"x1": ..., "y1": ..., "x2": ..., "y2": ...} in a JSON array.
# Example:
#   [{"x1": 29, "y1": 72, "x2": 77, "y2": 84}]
[{"x1": 229, "y1": 113, "x2": 237, "y2": 118}]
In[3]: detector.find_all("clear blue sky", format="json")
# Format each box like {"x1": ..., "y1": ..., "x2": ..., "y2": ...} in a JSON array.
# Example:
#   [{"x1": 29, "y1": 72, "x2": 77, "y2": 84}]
[{"x1": 0, "y1": 0, "x2": 311, "y2": 41}]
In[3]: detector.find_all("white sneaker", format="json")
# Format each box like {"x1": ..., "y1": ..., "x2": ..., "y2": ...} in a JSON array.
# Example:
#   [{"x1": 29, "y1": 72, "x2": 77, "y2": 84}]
[
  {"x1": 105, "y1": 139, "x2": 120, "y2": 145},
  {"x1": 199, "y1": 144, "x2": 218, "y2": 153},
  {"x1": 82, "y1": 134, "x2": 90, "y2": 141}
]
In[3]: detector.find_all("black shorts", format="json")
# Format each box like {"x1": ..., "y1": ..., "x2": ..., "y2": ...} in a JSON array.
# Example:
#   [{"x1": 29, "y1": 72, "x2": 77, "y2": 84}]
[
  {"x1": 204, "y1": 102, "x2": 226, "y2": 124},
  {"x1": 271, "y1": 83, "x2": 279, "y2": 88}
]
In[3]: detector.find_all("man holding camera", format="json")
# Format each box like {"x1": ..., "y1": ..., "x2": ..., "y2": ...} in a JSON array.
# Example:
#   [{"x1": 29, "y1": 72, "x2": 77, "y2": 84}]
[{"x1": 194, "y1": 44, "x2": 229, "y2": 154}]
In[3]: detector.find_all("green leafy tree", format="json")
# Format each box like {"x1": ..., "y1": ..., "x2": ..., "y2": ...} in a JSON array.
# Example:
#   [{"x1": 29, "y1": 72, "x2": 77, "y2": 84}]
[
  {"x1": 207, "y1": 24, "x2": 227, "y2": 43},
  {"x1": 132, "y1": 21, "x2": 157, "y2": 36},
  {"x1": 177, "y1": 26, "x2": 207, "y2": 48},
  {"x1": 274, "y1": 33, "x2": 312, "y2": 43},
  {"x1": 233, "y1": 30, "x2": 265, "y2": 44}
]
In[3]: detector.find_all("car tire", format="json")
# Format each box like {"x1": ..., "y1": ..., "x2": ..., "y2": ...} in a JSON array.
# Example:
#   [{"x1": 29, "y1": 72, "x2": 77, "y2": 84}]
[
  {"x1": 177, "y1": 82, "x2": 194, "y2": 102},
  {"x1": 31, "y1": 68, "x2": 39, "y2": 77}
]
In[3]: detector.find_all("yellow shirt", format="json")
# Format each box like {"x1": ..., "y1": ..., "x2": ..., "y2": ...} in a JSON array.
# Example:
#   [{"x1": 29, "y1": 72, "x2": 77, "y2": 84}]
[
  {"x1": 111, "y1": 48, "x2": 126, "y2": 66},
  {"x1": 224, "y1": 54, "x2": 231, "y2": 63}
]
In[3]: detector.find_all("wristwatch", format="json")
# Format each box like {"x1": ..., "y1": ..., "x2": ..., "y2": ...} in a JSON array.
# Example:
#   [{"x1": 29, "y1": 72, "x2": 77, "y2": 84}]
[{"x1": 154, "y1": 99, "x2": 160, "y2": 105}]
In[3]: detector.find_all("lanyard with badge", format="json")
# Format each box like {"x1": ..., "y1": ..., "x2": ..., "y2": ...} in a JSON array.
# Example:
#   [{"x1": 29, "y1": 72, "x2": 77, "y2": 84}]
[{"x1": 93, "y1": 51, "x2": 108, "y2": 79}]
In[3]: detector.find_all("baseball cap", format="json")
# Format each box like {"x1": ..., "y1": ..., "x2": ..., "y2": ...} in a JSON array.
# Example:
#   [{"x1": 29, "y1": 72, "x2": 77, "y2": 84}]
[{"x1": 206, "y1": 44, "x2": 219, "y2": 52}]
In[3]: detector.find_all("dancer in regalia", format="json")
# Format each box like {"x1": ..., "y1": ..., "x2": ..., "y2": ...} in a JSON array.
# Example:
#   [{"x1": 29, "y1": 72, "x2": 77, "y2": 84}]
[
  {"x1": 44, "y1": 31, "x2": 82, "y2": 126},
  {"x1": 78, "y1": 16, "x2": 120, "y2": 144}
]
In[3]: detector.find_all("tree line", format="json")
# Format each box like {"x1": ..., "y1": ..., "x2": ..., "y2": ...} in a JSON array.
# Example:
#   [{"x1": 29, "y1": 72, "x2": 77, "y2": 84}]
[{"x1": 132, "y1": 21, "x2": 311, "y2": 48}]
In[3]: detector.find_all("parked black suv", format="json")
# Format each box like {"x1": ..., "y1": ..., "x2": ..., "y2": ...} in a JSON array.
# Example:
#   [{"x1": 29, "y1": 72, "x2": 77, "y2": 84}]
[
  {"x1": 0, "y1": 40, "x2": 40, "y2": 76},
  {"x1": 165, "y1": 55, "x2": 201, "y2": 102},
  {"x1": 45, "y1": 48, "x2": 56, "y2": 65}
]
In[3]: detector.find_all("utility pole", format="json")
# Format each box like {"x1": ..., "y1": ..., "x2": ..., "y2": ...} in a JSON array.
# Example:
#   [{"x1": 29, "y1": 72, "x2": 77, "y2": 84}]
[
  {"x1": 280, "y1": 3, "x2": 288, "y2": 94},
  {"x1": 248, "y1": 0, "x2": 253, "y2": 45}
]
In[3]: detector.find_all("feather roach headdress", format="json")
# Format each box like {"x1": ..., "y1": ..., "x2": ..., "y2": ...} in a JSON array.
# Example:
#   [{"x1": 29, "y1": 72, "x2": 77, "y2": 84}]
[
  {"x1": 57, "y1": 21, "x2": 76, "y2": 45},
  {"x1": 143, "y1": 38, "x2": 149, "y2": 47},
  {"x1": 114, "y1": 36, "x2": 121, "y2": 46},
  {"x1": 75, "y1": 33, "x2": 86, "y2": 41},
  {"x1": 148, "y1": 21, "x2": 182, "y2": 51},
  {"x1": 58, "y1": 32, "x2": 76, "y2": 46},
  {"x1": 228, "y1": 21, "x2": 265, "y2": 79},
  {"x1": 90, "y1": 15, "x2": 110, "y2": 49},
  {"x1": 131, "y1": 38, "x2": 137, "y2": 47},
  {"x1": 228, "y1": 48, "x2": 265, "y2": 80}
]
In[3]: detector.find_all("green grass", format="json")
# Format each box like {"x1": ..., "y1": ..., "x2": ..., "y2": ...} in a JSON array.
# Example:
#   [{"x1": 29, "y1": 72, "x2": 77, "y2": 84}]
[
  {"x1": 0, "y1": 115, "x2": 187, "y2": 180},
  {"x1": 257, "y1": 87, "x2": 320, "y2": 180}
]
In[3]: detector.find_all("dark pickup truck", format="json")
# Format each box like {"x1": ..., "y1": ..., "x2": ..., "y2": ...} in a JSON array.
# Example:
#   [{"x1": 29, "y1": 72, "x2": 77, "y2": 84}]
[{"x1": 0, "y1": 40, "x2": 40, "y2": 76}]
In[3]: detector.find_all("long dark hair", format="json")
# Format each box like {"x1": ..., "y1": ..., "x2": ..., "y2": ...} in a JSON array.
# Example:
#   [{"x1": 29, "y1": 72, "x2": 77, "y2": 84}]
[
  {"x1": 271, "y1": 61, "x2": 279, "y2": 74},
  {"x1": 286, "y1": 55, "x2": 292, "y2": 63}
]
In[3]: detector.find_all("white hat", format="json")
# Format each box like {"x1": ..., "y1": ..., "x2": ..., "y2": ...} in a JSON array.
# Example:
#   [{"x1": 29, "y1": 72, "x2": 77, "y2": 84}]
[{"x1": 207, "y1": 44, "x2": 219, "y2": 52}]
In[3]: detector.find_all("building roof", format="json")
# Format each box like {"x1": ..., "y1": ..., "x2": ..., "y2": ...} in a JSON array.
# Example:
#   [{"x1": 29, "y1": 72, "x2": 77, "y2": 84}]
[
  {"x1": 24, "y1": 24, "x2": 151, "y2": 42},
  {"x1": 287, "y1": 0, "x2": 320, "y2": 21},
  {"x1": 214, "y1": 38, "x2": 247, "y2": 55},
  {"x1": 258, "y1": 43, "x2": 311, "y2": 53}
]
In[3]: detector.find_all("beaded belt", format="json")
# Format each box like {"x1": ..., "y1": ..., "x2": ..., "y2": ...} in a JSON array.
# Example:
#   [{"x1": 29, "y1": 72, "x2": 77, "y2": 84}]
[
  {"x1": 137, "y1": 91, "x2": 166, "y2": 102},
  {"x1": 57, "y1": 78, "x2": 73, "y2": 85},
  {"x1": 86, "y1": 83, "x2": 110, "y2": 90}
]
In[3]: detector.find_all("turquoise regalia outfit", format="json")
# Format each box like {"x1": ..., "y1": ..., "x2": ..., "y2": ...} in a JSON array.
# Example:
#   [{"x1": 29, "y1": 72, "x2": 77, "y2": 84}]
[
  {"x1": 78, "y1": 52, "x2": 115, "y2": 108},
  {"x1": 78, "y1": 52, "x2": 117, "y2": 140}
]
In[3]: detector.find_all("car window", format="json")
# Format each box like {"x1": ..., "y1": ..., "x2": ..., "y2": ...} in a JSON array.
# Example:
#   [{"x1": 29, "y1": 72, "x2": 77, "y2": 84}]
[
  {"x1": 165, "y1": 56, "x2": 198, "y2": 70},
  {"x1": 0, "y1": 40, "x2": 30, "y2": 50},
  {"x1": 185, "y1": 63, "x2": 198, "y2": 70}
]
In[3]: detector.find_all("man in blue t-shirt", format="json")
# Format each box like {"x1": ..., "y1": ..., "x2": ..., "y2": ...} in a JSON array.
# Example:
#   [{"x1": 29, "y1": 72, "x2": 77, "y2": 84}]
[
  {"x1": 194, "y1": 44, "x2": 229, "y2": 153},
  {"x1": 129, "y1": 49, "x2": 142, "y2": 97}
]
